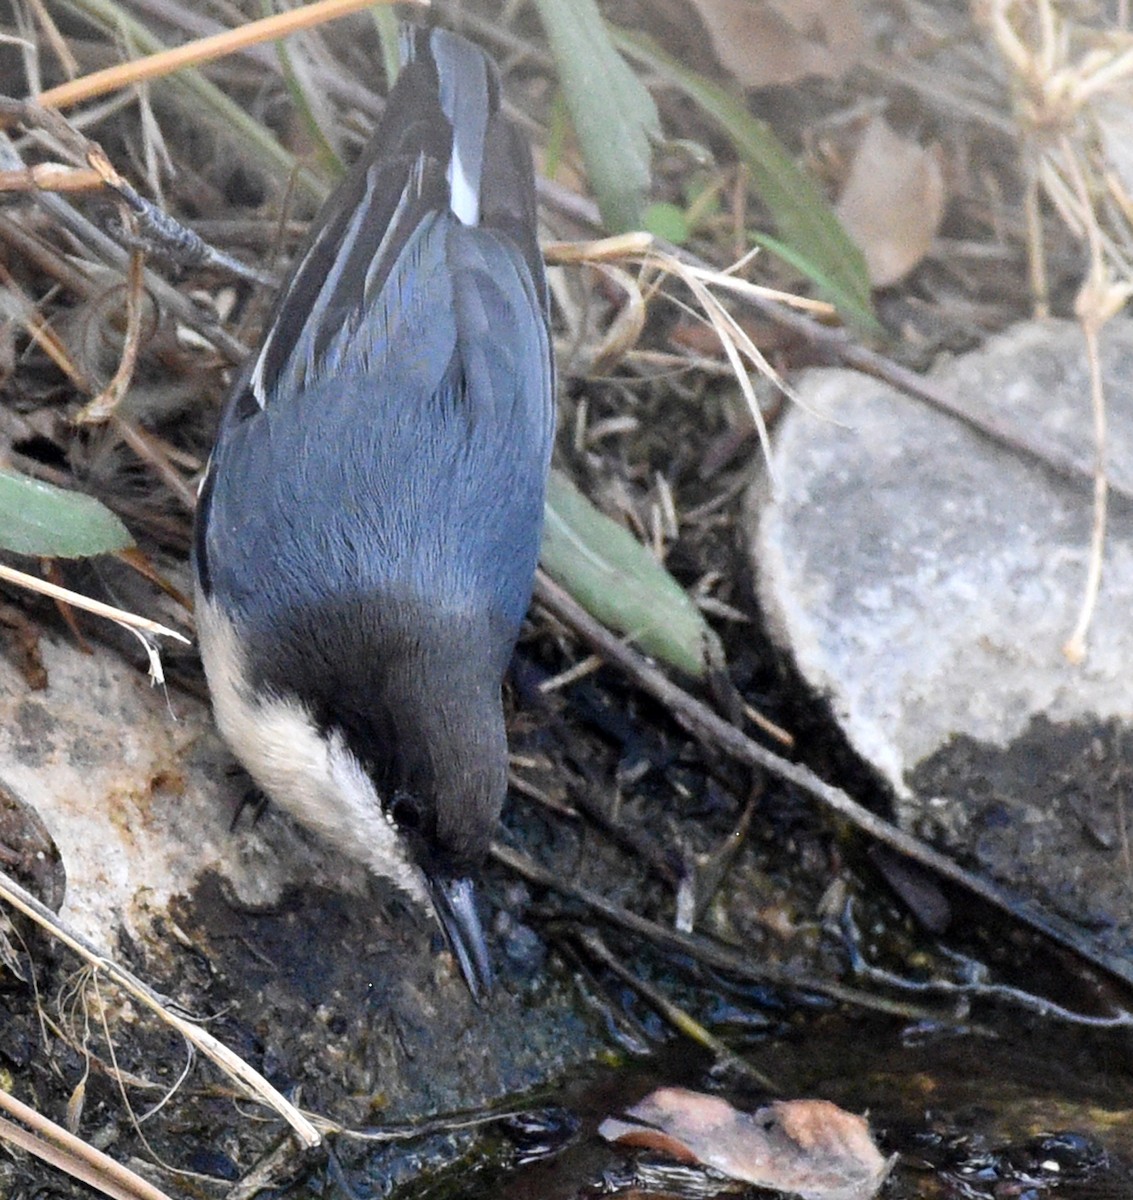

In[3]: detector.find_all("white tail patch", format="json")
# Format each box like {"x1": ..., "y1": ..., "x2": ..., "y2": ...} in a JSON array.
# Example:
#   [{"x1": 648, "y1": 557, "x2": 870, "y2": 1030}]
[
  {"x1": 433, "y1": 32, "x2": 489, "y2": 226},
  {"x1": 448, "y1": 142, "x2": 480, "y2": 226}
]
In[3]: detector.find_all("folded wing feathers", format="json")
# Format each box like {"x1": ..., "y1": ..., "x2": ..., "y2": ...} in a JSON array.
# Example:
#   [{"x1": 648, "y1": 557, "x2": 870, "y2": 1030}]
[{"x1": 241, "y1": 25, "x2": 547, "y2": 419}]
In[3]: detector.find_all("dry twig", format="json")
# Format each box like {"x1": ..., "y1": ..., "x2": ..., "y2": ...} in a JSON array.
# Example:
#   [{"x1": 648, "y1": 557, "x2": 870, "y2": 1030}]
[
  {"x1": 0, "y1": 1087, "x2": 174, "y2": 1200},
  {"x1": 0, "y1": 868, "x2": 321, "y2": 1151},
  {"x1": 33, "y1": 0, "x2": 420, "y2": 112},
  {"x1": 532, "y1": 570, "x2": 1133, "y2": 991}
]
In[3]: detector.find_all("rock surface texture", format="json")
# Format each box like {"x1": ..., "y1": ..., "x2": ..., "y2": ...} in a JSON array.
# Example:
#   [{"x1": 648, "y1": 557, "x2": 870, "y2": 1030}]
[{"x1": 751, "y1": 319, "x2": 1133, "y2": 952}]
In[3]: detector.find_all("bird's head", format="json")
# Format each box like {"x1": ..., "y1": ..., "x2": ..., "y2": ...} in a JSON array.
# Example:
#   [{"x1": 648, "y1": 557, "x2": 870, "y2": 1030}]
[
  {"x1": 368, "y1": 691, "x2": 508, "y2": 1002},
  {"x1": 195, "y1": 593, "x2": 507, "y2": 1000}
]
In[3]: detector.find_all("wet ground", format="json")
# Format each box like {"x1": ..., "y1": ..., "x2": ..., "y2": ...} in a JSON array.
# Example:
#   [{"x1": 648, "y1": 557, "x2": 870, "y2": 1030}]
[
  {"x1": 3, "y1": 601, "x2": 1133, "y2": 1198},
  {"x1": 3, "y1": 4, "x2": 1133, "y2": 1196},
  {"x1": 295, "y1": 980, "x2": 1133, "y2": 1198}
]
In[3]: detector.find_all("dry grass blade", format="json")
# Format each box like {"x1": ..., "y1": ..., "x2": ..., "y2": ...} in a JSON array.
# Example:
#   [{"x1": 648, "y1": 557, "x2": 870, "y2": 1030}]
[
  {"x1": 630, "y1": 224, "x2": 1133, "y2": 510},
  {"x1": 649, "y1": 246, "x2": 801, "y2": 478},
  {"x1": 0, "y1": 1088, "x2": 174, "y2": 1200},
  {"x1": 676, "y1": 254, "x2": 836, "y2": 315},
  {"x1": 978, "y1": 0, "x2": 1133, "y2": 655},
  {"x1": 0, "y1": 564, "x2": 189, "y2": 645},
  {"x1": 1063, "y1": 155, "x2": 1130, "y2": 662},
  {"x1": 543, "y1": 231, "x2": 809, "y2": 476},
  {"x1": 35, "y1": 0, "x2": 420, "y2": 111},
  {"x1": 543, "y1": 231, "x2": 655, "y2": 263},
  {"x1": 586, "y1": 262, "x2": 648, "y2": 374},
  {"x1": 544, "y1": 234, "x2": 835, "y2": 315},
  {"x1": 0, "y1": 868, "x2": 322, "y2": 1150},
  {"x1": 0, "y1": 257, "x2": 94, "y2": 389},
  {"x1": 26, "y1": 0, "x2": 80, "y2": 79},
  {"x1": 110, "y1": 418, "x2": 199, "y2": 513},
  {"x1": 77, "y1": 240, "x2": 146, "y2": 424}
]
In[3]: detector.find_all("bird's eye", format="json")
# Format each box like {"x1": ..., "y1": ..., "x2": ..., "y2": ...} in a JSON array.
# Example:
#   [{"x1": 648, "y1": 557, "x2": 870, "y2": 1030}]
[{"x1": 390, "y1": 793, "x2": 422, "y2": 831}]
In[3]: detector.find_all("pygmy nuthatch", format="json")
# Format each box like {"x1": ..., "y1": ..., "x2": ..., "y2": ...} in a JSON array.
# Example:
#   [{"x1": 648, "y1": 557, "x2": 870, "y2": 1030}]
[{"x1": 193, "y1": 25, "x2": 554, "y2": 998}]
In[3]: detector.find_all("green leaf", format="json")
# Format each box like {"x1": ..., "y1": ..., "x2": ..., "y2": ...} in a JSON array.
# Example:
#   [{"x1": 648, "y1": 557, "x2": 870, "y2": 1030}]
[
  {"x1": 541, "y1": 470, "x2": 721, "y2": 680},
  {"x1": 0, "y1": 469, "x2": 133, "y2": 558},
  {"x1": 613, "y1": 29, "x2": 878, "y2": 330},
  {"x1": 643, "y1": 201, "x2": 690, "y2": 245},
  {"x1": 531, "y1": 0, "x2": 661, "y2": 231}
]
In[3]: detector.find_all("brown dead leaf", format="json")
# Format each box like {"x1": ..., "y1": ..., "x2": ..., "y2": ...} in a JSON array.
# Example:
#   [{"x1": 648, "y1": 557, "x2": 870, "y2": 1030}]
[
  {"x1": 599, "y1": 1087, "x2": 894, "y2": 1200},
  {"x1": 835, "y1": 117, "x2": 946, "y2": 287},
  {"x1": 684, "y1": 0, "x2": 865, "y2": 88}
]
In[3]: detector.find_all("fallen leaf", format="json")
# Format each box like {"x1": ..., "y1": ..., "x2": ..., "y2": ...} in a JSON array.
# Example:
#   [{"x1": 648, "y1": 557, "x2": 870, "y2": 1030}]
[
  {"x1": 600, "y1": 1087, "x2": 894, "y2": 1200},
  {"x1": 835, "y1": 117, "x2": 946, "y2": 287},
  {"x1": 684, "y1": 0, "x2": 865, "y2": 88}
]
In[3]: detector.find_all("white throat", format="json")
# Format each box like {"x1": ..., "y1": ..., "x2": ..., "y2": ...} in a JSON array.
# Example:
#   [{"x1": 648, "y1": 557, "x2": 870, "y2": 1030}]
[{"x1": 195, "y1": 595, "x2": 429, "y2": 907}]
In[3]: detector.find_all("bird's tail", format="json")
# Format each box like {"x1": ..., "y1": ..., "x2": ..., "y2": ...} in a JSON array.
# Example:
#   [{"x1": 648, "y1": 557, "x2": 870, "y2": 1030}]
[
  {"x1": 243, "y1": 24, "x2": 547, "y2": 405},
  {"x1": 404, "y1": 27, "x2": 547, "y2": 310}
]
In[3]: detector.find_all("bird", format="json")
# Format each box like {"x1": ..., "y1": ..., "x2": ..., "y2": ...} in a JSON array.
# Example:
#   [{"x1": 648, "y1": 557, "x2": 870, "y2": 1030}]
[{"x1": 192, "y1": 24, "x2": 555, "y2": 1000}]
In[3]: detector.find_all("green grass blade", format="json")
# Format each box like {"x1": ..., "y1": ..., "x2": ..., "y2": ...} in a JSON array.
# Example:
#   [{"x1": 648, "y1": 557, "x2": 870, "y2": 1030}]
[
  {"x1": 268, "y1": 0, "x2": 345, "y2": 180},
  {"x1": 531, "y1": 0, "x2": 660, "y2": 232},
  {"x1": 614, "y1": 29, "x2": 877, "y2": 329},
  {"x1": 369, "y1": 6, "x2": 402, "y2": 89}
]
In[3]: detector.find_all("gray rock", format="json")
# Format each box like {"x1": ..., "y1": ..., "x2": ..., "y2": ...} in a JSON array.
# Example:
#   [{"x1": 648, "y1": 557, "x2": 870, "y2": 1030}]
[{"x1": 750, "y1": 319, "x2": 1133, "y2": 945}]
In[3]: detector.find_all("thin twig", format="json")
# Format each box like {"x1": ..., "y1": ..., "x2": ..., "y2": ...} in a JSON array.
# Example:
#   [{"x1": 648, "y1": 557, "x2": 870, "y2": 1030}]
[
  {"x1": 0, "y1": 130, "x2": 248, "y2": 361},
  {"x1": 0, "y1": 1088, "x2": 175, "y2": 1200},
  {"x1": 0, "y1": 164, "x2": 102, "y2": 190},
  {"x1": 0, "y1": 869, "x2": 321, "y2": 1149},
  {"x1": 574, "y1": 928, "x2": 778, "y2": 1089},
  {"x1": 34, "y1": 0, "x2": 420, "y2": 111},
  {"x1": 531, "y1": 570, "x2": 1133, "y2": 991},
  {"x1": 840, "y1": 903, "x2": 1133, "y2": 1027},
  {"x1": 493, "y1": 842, "x2": 934, "y2": 1020}
]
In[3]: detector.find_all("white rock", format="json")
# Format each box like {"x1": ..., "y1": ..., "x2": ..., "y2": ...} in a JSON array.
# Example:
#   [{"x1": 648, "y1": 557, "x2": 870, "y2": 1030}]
[
  {"x1": 751, "y1": 319, "x2": 1133, "y2": 822},
  {"x1": 0, "y1": 632, "x2": 371, "y2": 949}
]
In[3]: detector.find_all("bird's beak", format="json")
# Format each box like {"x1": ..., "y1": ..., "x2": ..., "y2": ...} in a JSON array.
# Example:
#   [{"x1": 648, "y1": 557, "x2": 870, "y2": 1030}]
[{"x1": 426, "y1": 874, "x2": 494, "y2": 1002}]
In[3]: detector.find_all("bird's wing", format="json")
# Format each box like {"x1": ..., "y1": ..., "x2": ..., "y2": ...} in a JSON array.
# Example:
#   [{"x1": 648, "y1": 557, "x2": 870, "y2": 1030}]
[{"x1": 196, "y1": 27, "x2": 553, "y2": 625}]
